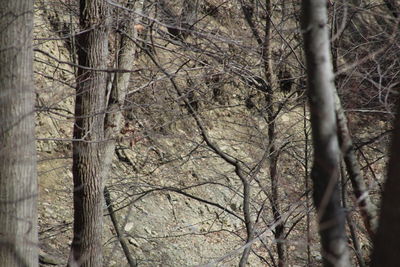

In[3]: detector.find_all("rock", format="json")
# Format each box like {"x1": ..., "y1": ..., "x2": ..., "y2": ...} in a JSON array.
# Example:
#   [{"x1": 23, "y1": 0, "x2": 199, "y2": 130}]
[
  {"x1": 39, "y1": 250, "x2": 63, "y2": 265},
  {"x1": 124, "y1": 222, "x2": 134, "y2": 232}
]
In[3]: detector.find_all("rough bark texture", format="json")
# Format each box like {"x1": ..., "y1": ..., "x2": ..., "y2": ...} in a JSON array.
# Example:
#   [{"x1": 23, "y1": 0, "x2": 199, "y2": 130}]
[
  {"x1": 371, "y1": 99, "x2": 400, "y2": 266},
  {"x1": 69, "y1": 0, "x2": 138, "y2": 265},
  {"x1": 68, "y1": 0, "x2": 110, "y2": 266},
  {"x1": 301, "y1": 0, "x2": 350, "y2": 266},
  {"x1": 0, "y1": 1, "x2": 38, "y2": 266}
]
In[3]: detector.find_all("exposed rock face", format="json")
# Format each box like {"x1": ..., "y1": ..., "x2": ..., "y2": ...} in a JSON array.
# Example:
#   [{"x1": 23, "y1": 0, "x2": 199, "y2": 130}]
[
  {"x1": 34, "y1": 1, "x2": 393, "y2": 266},
  {"x1": 34, "y1": 2, "x2": 264, "y2": 266}
]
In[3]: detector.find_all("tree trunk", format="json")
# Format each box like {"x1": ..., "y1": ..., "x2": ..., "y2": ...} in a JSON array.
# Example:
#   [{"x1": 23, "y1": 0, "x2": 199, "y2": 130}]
[
  {"x1": 330, "y1": 4, "x2": 377, "y2": 238},
  {"x1": 0, "y1": 1, "x2": 38, "y2": 266},
  {"x1": 104, "y1": 187, "x2": 137, "y2": 267},
  {"x1": 334, "y1": 92, "x2": 377, "y2": 238},
  {"x1": 239, "y1": 1, "x2": 286, "y2": 264},
  {"x1": 102, "y1": 0, "x2": 138, "y2": 264},
  {"x1": 263, "y1": 1, "x2": 286, "y2": 266},
  {"x1": 301, "y1": 0, "x2": 350, "y2": 266},
  {"x1": 68, "y1": 0, "x2": 110, "y2": 266},
  {"x1": 371, "y1": 94, "x2": 400, "y2": 266}
]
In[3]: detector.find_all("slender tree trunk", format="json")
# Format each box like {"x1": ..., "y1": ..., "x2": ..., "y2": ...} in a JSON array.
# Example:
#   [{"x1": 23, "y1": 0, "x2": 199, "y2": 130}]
[
  {"x1": 239, "y1": 1, "x2": 285, "y2": 264},
  {"x1": 263, "y1": 1, "x2": 285, "y2": 266},
  {"x1": 103, "y1": 0, "x2": 138, "y2": 264},
  {"x1": 104, "y1": 0, "x2": 137, "y2": 158},
  {"x1": 330, "y1": 3, "x2": 377, "y2": 238},
  {"x1": 0, "y1": 1, "x2": 38, "y2": 266},
  {"x1": 104, "y1": 188, "x2": 137, "y2": 267},
  {"x1": 340, "y1": 166, "x2": 365, "y2": 267},
  {"x1": 303, "y1": 103, "x2": 312, "y2": 266},
  {"x1": 371, "y1": 93, "x2": 400, "y2": 266},
  {"x1": 334, "y1": 92, "x2": 377, "y2": 238},
  {"x1": 68, "y1": 1, "x2": 110, "y2": 266},
  {"x1": 301, "y1": 0, "x2": 350, "y2": 266}
]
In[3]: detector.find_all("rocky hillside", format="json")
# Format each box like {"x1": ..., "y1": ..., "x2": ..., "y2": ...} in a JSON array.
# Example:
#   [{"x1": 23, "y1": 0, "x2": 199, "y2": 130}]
[{"x1": 33, "y1": 0, "x2": 397, "y2": 266}]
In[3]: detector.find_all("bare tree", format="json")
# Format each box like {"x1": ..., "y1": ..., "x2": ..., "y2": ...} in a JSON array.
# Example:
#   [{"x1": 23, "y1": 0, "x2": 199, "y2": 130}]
[
  {"x1": 262, "y1": 1, "x2": 286, "y2": 265},
  {"x1": 68, "y1": 0, "x2": 110, "y2": 266},
  {"x1": 371, "y1": 92, "x2": 400, "y2": 267},
  {"x1": 68, "y1": 0, "x2": 139, "y2": 265},
  {"x1": 301, "y1": 0, "x2": 350, "y2": 266},
  {"x1": 0, "y1": 0, "x2": 38, "y2": 266},
  {"x1": 102, "y1": 0, "x2": 138, "y2": 265},
  {"x1": 33, "y1": 0, "x2": 400, "y2": 266}
]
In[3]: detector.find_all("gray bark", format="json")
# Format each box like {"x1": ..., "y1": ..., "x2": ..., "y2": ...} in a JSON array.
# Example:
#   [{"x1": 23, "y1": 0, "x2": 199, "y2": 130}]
[
  {"x1": 0, "y1": 1, "x2": 38, "y2": 266},
  {"x1": 334, "y1": 92, "x2": 377, "y2": 238},
  {"x1": 103, "y1": 0, "x2": 138, "y2": 265},
  {"x1": 330, "y1": 2, "x2": 377, "y2": 239},
  {"x1": 68, "y1": 1, "x2": 110, "y2": 266},
  {"x1": 69, "y1": 0, "x2": 138, "y2": 265},
  {"x1": 301, "y1": 0, "x2": 350, "y2": 266}
]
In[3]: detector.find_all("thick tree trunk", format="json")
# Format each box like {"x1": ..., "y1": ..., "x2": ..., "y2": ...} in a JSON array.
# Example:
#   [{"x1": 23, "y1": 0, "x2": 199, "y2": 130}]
[
  {"x1": 301, "y1": 0, "x2": 350, "y2": 266},
  {"x1": 69, "y1": 0, "x2": 138, "y2": 265},
  {"x1": 68, "y1": 1, "x2": 110, "y2": 266},
  {"x1": 371, "y1": 96, "x2": 400, "y2": 266},
  {"x1": 0, "y1": 1, "x2": 38, "y2": 266}
]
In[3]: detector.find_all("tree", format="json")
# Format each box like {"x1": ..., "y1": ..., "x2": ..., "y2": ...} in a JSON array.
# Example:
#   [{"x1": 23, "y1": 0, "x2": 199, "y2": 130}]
[
  {"x1": 32, "y1": 0, "x2": 399, "y2": 265},
  {"x1": 371, "y1": 88, "x2": 400, "y2": 267},
  {"x1": 301, "y1": 0, "x2": 350, "y2": 266},
  {"x1": 0, "y1": 0, "x2": 38, "y2": 266},
  {"x1": 68, "y1": 0, "x2": 110, "y2": 265},
  {"x1": 68, "y1": 0, "x2": 138, "y2": 265}
]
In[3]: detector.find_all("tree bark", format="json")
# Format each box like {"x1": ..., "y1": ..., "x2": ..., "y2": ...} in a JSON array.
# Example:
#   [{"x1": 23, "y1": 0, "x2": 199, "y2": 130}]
[
  {"x1": 103, "y1": 0, "x2": 137, "y2": 161},
  {"x1": 301, "y1": 0, "x2": 350, "y2": 266},
  {"x1": 371, "y1": 92, "x2": 400, "y2": 266},
  {"x1": 68, "y1": 1, "x2": 110, "y2": 266},
  {"x1": 0, "y1": 1, "x2": 38, "y2": 266},
  {"x1": 263, "y1": 1, "x2": 286, "y2": 266},
  {"x1": 334, "y1": 92, "x2": 377, "y2": 238},
  {"x1": 69, "y1": 0, "x2": 139, "y2": 265},
  {"x1": 330, "y1": 4, "x2": 377, "y2": 238},
  {"x1": 102, "y1": 0, "x2": 138, "y2": 265}
]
